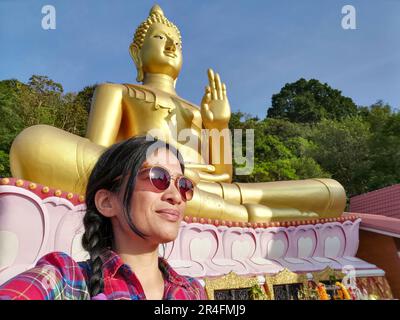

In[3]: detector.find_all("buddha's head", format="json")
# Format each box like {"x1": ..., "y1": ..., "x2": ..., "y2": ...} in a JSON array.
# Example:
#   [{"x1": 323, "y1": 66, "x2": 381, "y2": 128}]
[{"x1": 130, "y1": 5, "x2": 182, "y2": 82}]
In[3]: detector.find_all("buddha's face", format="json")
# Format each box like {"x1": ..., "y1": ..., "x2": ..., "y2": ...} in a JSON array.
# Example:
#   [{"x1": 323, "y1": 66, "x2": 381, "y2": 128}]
[{"x1": 139, "y1": 23, "x2": 182, "y2": 79}]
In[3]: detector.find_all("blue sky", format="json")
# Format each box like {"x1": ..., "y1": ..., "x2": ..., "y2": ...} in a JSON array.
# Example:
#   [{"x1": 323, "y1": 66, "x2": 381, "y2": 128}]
[{"x1": 0, "y1": 0, "x2": 399, "y2": 118}]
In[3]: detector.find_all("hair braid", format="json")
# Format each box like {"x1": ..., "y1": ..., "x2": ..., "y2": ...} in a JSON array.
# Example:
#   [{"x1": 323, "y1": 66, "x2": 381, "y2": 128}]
[{"x1": 82, "y1": 208, "x2": 111, "y2": 297}]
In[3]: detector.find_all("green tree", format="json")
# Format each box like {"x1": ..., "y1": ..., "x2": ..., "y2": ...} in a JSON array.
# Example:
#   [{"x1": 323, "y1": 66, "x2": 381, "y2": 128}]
[
  {"x1": 230, "y1": 112, "x2": 329, "y2": 183},
  {"x1": 54, "y1": 92, "x2": 88, "y2": 136},
  {"x1": 75, "y1": 84, "x2": 97, "y2": 114},
  {"x1": 267, "y1": 78, "x2": 357, "y2": 123},
  {"x1": 307, "y1": 117, "x2": 372, "y2": 197},
  {"x1": 0, "y1": 79, "x2": 25, "y2": 176},
  {"x1": 361, "y1": 101, "x2": 400, "y2": 191},
  {"x1": 0, "y1": 76, "x2": 91, "y2": 176}
]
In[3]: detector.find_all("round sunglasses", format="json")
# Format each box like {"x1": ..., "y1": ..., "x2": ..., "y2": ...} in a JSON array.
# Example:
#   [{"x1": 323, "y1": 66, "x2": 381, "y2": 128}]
[{"x1": 138, "y1": 165, "x2": 194, "y2": 201}]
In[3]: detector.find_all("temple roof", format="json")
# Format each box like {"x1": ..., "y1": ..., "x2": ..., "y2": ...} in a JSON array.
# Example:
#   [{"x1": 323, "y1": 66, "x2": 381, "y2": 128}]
[
  {"x1": 353, "y1": 212, "x2": 400, "y2": 238},
  {"x1": 350, "y1": 184, "x2": 400, "y2": 220}
]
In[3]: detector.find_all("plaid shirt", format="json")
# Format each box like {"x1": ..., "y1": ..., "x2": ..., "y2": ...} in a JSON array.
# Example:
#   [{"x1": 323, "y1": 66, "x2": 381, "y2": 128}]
[{"x1": 0, "y1": 251, "x2": 207, "y2": 300}]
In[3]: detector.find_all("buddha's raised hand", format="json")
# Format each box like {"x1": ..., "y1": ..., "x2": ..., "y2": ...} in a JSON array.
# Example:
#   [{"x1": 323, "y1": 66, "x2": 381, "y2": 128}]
[{"x1": 201, "y1": 68, "x2": 231, "y2": 130}]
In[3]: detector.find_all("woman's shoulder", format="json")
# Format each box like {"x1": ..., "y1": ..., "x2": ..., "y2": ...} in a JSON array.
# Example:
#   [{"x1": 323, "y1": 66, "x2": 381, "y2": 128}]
[
  {"x1": 36, "y1": 251, "x2": 78, "y2": 265},
  {"x1": 38, "y1": 251, "x2": 91, "y2": 281},
  {"x1": 0, "y1": 252, "x2": 90, "y2": 300}
]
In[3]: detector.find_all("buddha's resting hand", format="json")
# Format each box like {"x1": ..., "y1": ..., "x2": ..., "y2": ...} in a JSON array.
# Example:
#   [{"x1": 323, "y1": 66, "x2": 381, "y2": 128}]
[
  {"x1": 201, "y1": 68, "x2": 231, "y2": 130},
  {"x1": 184, "y1": 164, "x2": 231, "y2": 183}
]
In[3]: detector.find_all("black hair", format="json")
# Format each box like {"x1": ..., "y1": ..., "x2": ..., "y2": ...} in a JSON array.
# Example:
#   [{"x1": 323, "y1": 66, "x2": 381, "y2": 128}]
[{"x1": 81, "y1": 135, "x2": 184, "y2": 297}]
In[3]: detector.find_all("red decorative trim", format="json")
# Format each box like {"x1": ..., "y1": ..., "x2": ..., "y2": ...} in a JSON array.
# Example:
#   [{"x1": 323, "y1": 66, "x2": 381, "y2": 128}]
[
  {"x1": 181, "y1": 213, "x2": 359, "y2": 229},
  {"x1": 0, "y1": 177, "x2": 85, "y2": 206}
]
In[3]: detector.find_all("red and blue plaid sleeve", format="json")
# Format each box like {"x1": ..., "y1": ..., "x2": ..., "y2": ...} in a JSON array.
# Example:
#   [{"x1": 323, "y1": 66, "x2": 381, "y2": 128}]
[
  {"x1": 0, "y1": 252, "x2": 90, "y2": 300},
  {"x1": 186, "y1": 277, "x2": 208, "y2": 300},
  {"x1": 189, "y1": 277, "x2": 208, "y2": 300}
]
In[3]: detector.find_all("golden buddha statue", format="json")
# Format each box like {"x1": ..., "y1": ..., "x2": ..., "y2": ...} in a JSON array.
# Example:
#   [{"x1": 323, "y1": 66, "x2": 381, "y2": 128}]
[{"x1": 10, "y1": 5, "x2": 346, "y2": 223}]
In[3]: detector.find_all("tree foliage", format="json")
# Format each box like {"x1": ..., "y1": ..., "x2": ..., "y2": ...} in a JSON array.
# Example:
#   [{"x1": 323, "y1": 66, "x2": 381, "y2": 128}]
[
  {"x1": 229, "y1": 113, "x2": 329, "y2": 183},
  {"x1": 267, "y1": 78, "x2": 358, "y2": 123},
  {"x1": 0, "y1": 75, "x2": 92, "y2": 177},
  {"x1": 307, "y1": 117, "x2": 372, "y2": 197},
  {"x1": 360, "y1": 101, "x2": 400, "y2": 191}
]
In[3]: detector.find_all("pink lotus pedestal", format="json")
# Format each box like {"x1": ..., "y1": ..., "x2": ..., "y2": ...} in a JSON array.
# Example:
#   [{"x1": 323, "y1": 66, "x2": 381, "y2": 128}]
[{"x1": 0, "y1": 178, "x2": 382, "y2": 285}]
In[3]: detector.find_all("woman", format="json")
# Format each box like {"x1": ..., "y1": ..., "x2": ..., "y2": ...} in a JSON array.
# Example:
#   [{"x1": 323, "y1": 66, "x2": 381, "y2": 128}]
[{"x1": 0, "y1": 136, "x2": 207, "y2": 300}]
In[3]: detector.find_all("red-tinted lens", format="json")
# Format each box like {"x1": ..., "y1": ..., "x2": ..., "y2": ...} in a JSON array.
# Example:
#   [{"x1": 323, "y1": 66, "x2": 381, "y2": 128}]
[
  {"x1": 149, "y1": 166, "x2": 170, "y2": 191},
  {"x1": 177, "y1": 177, "x2": 194, "y2": 201}
]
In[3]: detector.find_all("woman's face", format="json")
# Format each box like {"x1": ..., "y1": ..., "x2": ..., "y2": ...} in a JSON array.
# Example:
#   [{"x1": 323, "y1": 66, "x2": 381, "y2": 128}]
[{"x1": 118, "y1": 148, "x2": 186, "y2": 245}]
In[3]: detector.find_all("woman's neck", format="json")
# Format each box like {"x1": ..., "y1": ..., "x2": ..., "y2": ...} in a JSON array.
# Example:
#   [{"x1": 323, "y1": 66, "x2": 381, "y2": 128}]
[
  {"x1": 116, "y1": 244, "x2": 165, "y2": 299},
  {"x1": 113, "y1": 232, "x2": 161, "y2": 276},
  {"x1": 118, "y1": 250, "x2": 159, "y2": 272},
  {"x1": 142, "y1": 73, "x2": 177, "y2": 95}
]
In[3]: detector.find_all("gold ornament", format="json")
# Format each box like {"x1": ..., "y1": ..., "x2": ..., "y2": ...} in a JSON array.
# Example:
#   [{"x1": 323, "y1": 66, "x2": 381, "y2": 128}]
[
  {"x1": 28, "y1": 183, "x2": 37, "y2": 190},
  {"x1": 15, "y1": 179, "x2": 24, "y2": 187}
]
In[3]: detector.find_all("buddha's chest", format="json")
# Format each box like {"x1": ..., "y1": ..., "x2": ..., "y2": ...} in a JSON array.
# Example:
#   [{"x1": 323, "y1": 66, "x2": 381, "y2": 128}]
[{"x1": 121, "y1": 84, "x2": 202, "y2": 138}]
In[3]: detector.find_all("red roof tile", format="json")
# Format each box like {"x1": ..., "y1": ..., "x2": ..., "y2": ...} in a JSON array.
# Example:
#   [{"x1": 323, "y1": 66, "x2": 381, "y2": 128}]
[{"x1": 350, "y1": 184, "x2": 400, "y2": 219}]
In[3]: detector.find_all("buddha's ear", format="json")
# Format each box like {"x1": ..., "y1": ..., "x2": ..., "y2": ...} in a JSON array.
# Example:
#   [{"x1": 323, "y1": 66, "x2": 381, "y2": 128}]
[{"x1": 129, "y1": 43, "x2": 144, "y2": 82}]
